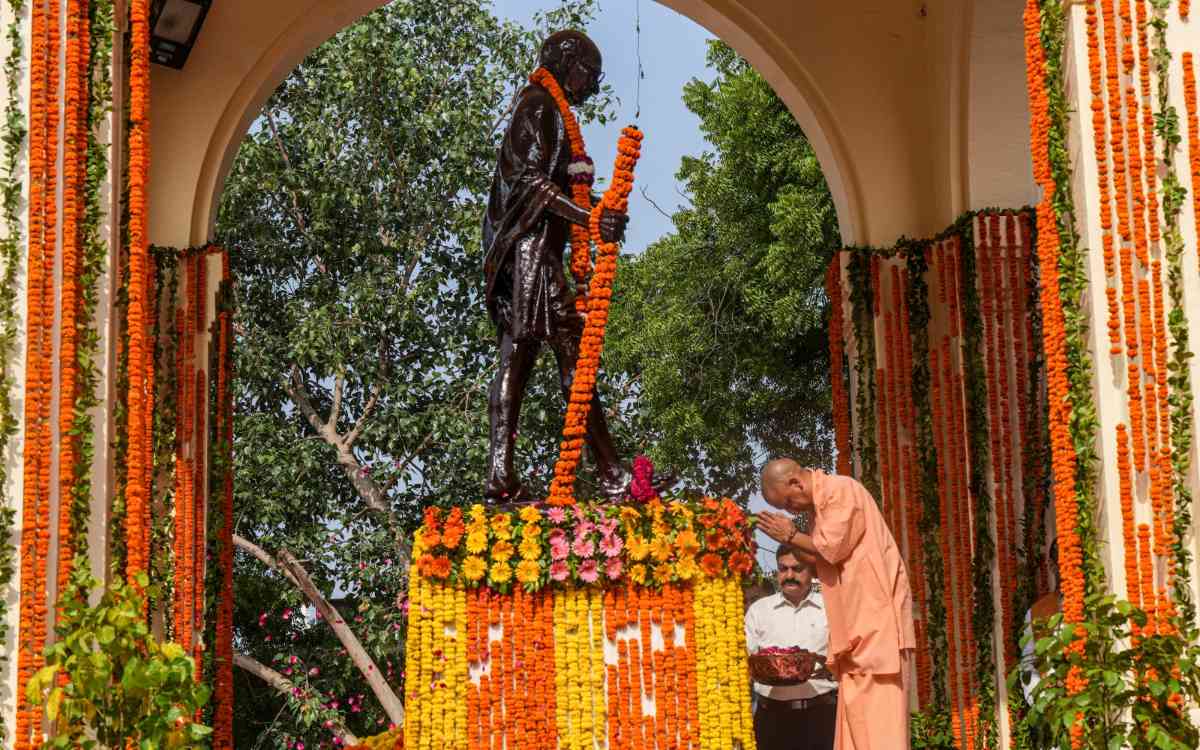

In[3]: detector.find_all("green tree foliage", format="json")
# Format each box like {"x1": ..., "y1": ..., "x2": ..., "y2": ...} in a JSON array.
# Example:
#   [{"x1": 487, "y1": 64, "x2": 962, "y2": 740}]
[
  {"x1": 606, "y1": 41, "x2": 841, "y2": 495},
  {"x1": 216, "y1": 1, "x2": 634, "y2": 746}
]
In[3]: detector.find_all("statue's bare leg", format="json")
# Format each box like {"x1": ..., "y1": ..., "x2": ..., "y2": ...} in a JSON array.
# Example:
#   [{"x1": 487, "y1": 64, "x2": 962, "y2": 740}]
[
  {"x1": 485, "y1": 330, "x2": 540, "y2": 502},
  {"x1": 549, "y1": 331, "x2": 629, "y2": 499}
]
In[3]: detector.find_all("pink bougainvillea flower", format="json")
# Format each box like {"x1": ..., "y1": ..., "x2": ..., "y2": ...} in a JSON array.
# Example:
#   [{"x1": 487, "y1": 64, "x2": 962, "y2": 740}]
[
  {"x1": 599, "y1": 533, "x2": 623, "y2": 557},
  {"x1": 550, "y1": 560, "x2": 570, "y2": 582},
  {"x1": 579, "y1": 558, "x2": 600, "y2": 583}
]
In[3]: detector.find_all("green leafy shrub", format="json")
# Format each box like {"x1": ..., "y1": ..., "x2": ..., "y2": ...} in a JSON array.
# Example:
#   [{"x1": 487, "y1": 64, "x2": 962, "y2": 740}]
[
  {"x1": 27, "y1": 568, "x2": 212, "y2": 749},
  {"x1": 1011, "y1": 593, "x2": 1200, "y2": 750}
]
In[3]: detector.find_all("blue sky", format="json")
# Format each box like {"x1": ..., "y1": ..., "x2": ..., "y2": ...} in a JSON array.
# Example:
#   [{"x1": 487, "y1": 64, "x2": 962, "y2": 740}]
[{"x1": 492, "y1": 0, "x2": 716, "y2": 254}]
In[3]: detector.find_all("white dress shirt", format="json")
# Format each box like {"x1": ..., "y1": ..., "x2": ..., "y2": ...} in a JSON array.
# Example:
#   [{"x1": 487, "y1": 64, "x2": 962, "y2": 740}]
[{"x1": 744, "y1": 589, "x2": 838, "y2": 700}]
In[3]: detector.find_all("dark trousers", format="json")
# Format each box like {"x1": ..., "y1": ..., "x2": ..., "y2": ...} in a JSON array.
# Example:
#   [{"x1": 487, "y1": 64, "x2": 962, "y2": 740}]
[{"x1": 753, "y1": 701, "x2": 837, "y2": 750}]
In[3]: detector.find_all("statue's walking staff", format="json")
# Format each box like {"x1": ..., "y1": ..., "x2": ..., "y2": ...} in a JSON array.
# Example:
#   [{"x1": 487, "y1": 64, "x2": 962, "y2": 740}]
[{"x1": 526, "y1": 64, "x2": 643, "y2": 506}]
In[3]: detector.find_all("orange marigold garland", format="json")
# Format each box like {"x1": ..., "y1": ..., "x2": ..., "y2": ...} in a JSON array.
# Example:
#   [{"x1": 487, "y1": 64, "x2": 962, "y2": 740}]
[
  {"x1": 15, "y1": 0, "x2": 54, "y2": 742},
  {"x1": 1026, "y1": 6, "x2": 1094, "y2": 746},
  {"x1": 55, "y1": 0, "x2": 88, "y2": 606},
  {"x1": 125, "y1": 0, "x2": 152, "y2": 597},
  {"x1": 545, "y1": 118, "x2": 642, "y2": 505},
  {"x1": 1086, "y1": 0, "x2": 1122, "y2": 355},
  {"x1": 827, "y1": 256, "x2": 852, "y2": 476}
]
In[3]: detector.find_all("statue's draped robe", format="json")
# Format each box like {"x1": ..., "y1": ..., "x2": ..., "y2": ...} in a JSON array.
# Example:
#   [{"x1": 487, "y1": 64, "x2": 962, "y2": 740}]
[{"x1": 483, "y1": 84, "x2": 577, "y2": 342}]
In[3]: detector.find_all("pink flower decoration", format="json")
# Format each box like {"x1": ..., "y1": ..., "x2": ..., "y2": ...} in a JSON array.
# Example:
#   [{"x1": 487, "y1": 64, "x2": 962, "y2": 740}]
[
  {"x1": 547, "y1": 507, "x2": 567, "y2": 524},
  {"x1": 599, "y1": 533, "x2": 623, "y2": 557},
  {"x1": 605, "y1": 557, "x2": 624, "y2": 580},
  {"x1": 573, "y1": 520, "x2": 595, "y2": 538},
  {"x1": 598, "y1": 517, "x2": 619, "y2": 536},
  {"x1": 579, "y1": 558, "x2": 600, "y2": 583},
  {"x1": 572, "y1": 536, "x2": 596, "y2": 558},
  {"x1": 550, "y1": 536, "x2": 570, "y2": 560},
  {"x1": 550, "y1": 560, "x2": 570, "y2": 582}
]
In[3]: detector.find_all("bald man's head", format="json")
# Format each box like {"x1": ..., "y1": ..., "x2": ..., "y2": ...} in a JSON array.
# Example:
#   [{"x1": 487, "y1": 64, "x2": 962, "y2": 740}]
[{"x1": 760, "y1": 459, "x2": 813, "y2": 512}]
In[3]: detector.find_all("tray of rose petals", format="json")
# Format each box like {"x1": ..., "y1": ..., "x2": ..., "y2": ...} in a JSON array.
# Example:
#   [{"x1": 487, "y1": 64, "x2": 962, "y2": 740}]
[{"x1": 748, "y1": 646, "x2": 827, "y2": 685}]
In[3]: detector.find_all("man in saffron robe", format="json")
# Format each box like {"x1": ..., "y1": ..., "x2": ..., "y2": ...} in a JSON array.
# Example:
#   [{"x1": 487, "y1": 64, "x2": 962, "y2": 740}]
[
  {"x1": 482, "y1": 30, "x2": 629, "y2": 502},
  {"x1": 757, "y1": 459, "x2": 916, "y2": 750}
]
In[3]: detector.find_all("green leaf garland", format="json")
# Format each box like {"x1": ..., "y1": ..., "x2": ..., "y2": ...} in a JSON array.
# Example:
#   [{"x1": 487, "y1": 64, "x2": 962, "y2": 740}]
[{"x1": 846, "y1": 249, "x2": 880, "y2": 501}]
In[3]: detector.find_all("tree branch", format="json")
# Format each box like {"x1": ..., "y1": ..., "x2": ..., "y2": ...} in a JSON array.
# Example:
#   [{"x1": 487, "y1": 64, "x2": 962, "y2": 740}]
[
  {"x1": 284, "y1": 366, "x2": 408, "y2": 564},
  {"x1": 233, "y1": 534, "x2": 302, "y2": 590},
  {"x1": 343, "y1": 381, "x2": 382, "y2": 449},
  {"x1": 274, "y1": 547, "x2": 406, "y2": 727},
  {"x1": 330, "y1": 371, "x2": 345, "y2": 434},
  {"x1": 639, "y1": 186, "x2": 675, "y2": 221},
  {"x1": 286, "y1": 366, "x2": 333, "y2": 440},
  {"x1": 235, "y1": 652, "x2": 360, "y2": 746}
]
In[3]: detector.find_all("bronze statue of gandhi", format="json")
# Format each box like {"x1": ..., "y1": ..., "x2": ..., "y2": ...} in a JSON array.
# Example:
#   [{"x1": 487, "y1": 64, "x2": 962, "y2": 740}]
[{"x1": 481, "y1": 30, "x2": 630, "y2": 502}]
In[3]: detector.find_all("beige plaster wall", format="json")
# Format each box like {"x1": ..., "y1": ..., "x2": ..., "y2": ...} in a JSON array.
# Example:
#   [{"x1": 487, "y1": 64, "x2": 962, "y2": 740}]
[
  {"x1": 146, "y1": 0, "x2": 1038, "y2": 252},
  {"x1": 967, "y1": 0, "x2": 1036, "y2": 211},
  {"x1": 0, "y1": 0, "x2": 28, "y2": 737}
]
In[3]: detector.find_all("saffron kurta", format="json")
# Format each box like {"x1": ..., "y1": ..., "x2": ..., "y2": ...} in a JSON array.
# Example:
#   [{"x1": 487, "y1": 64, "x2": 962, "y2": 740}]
[{"x1": 809, "y1": 469, "x2": 916, "y2": 750}]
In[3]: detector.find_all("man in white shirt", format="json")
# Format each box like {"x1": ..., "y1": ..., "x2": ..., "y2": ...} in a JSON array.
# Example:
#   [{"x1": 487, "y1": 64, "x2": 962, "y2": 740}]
[{"x1": 745, "y1": 546, "x2": 838, "y2": 750}]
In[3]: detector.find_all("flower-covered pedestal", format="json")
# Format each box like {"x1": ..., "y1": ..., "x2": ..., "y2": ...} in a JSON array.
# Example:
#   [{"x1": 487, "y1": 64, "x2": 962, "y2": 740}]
[{"x1": 403, "y1": 498, "x2": 758, "y2": 750}]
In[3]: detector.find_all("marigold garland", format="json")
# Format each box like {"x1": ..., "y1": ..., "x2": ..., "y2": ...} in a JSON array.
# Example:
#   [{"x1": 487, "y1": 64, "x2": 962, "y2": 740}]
[
  {"x1": 15, "y1": 0, "x2": 57, "y2": 744},
  {"x1": 125, "y1": 0, "x2": 152, "y2": 588},
  {"x1": 526, "y1": 68, "x2": 642, "y2": 506},
  {"x1": 827, "y1": 257, "x2": 852, "y2": 476},
  {"x1": 1025, "y1": 0, "x2": 1084, "y2": 640}
]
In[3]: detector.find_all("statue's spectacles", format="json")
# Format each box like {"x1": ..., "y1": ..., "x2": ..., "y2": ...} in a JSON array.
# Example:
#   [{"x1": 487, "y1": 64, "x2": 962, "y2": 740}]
[{"x1": 576, "y1": 60, "x2": 604, "y2": 84}]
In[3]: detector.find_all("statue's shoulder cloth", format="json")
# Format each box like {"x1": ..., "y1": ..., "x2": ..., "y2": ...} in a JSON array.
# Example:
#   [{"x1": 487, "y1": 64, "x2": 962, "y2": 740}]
[{"x1": 517, "y1": 84, "x2": 564, "y2": 125}]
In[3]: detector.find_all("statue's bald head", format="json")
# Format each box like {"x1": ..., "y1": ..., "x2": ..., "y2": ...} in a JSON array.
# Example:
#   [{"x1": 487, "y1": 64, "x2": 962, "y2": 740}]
[
  {"x1": 538, "y1": 30, "x2": 602, "y2": 104},
  {"x1": 760, "y1": 459, "x2": 814, "y2": 512}
]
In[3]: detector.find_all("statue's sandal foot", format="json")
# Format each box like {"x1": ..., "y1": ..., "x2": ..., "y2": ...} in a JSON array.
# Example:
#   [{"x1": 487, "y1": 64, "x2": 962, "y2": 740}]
[{"x1": 483, "y1": 479, "x2": 532, "y2": 505}]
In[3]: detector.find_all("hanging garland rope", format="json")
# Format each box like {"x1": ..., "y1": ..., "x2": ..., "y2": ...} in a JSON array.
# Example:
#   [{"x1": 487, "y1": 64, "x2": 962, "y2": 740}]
[
  {"x1": 1164, "y1": 30, "x2": 1196, "y2": 632},
  {"x1": 0, "y1": 1, "x2": 27, "y2": 743},
  {"x1": 826, "y1": 257, "x2": 852, "y2": 476},
  {"x1": 15, "y1": 0, "x2": 57, "y2": 745},
  {"x1": 1039, "y1": 0, "x2": 1104, "y2": 600},
  {"x1": 79, "y1": 0, "x2": 116, "y2": 570},
  {"x1": 845, "y1": 250, "x2": 880, "y2": 501},
  {"x1": 149, "y1": 246, "x2": 179, "y2": 627},
  {"x1": 124, "y1": 0, "x2": 152, "y2": 589},
  {"x1": 955, "y1": 211, "x2": 999, "y2": 750},
  {"x1": 212, "y1": 250, "x2": 234, "y2": 748},
  {"x1": 904, "y1": 239, "x2": 944, "y2": 713}
]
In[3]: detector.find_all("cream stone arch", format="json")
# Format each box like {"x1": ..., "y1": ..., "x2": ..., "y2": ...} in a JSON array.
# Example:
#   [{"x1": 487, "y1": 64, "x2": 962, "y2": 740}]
[
  {"x1": 149, "y1": 0, "x2": 865, "y2": 250},
  {"x1": 148, "y1": 0, "x2": 988, "y2": 252}
]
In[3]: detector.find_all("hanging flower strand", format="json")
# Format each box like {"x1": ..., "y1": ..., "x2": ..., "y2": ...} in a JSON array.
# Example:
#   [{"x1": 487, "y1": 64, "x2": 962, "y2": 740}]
[{"x1": 552, "y1": 130, "x2": 643, "y2": 505}]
